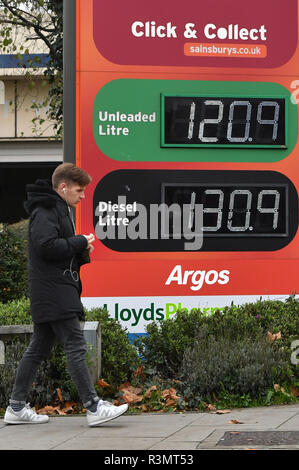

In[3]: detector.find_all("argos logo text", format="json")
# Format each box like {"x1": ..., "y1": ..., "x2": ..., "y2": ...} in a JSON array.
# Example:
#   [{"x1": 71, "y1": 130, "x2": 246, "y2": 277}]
[{"x1": 165, "y1": 265, "x2": 230, "y2": 291}]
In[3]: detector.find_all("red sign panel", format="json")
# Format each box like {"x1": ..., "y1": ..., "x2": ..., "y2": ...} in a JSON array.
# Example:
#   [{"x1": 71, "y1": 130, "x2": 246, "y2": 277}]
[
  {"x1": 75, "y1": 0, "x2": 299, "y2": 334},
  {"x1": 93, "y1": 0, "x2": 297, "y2": 68}
]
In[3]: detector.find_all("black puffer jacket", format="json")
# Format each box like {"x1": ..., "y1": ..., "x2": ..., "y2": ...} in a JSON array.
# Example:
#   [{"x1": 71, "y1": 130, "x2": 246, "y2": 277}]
[{"x1": 24, "y1": 179, "x2": 88, "y2": 323}]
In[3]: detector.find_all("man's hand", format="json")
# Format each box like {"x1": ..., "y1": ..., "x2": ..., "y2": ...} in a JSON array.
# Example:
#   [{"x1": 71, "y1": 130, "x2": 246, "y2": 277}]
[{"x1": 83, "y1": 233, "x2": 95, "y2": 253}]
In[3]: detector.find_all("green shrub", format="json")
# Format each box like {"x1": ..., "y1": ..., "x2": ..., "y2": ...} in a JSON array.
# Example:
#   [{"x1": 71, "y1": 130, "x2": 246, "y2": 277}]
[
  {"x1": 134, "y1": 307, "x2": 263, "y2": 379},
  {"x1": 179, "y1": 327, "x2": 292, "y2": 401},
  {"x1": 85, "y1": 307, "x2": 140, "y2": 389},
  {"x1": 0, "y1": 337, "x2": 75, "y2": 408},
  {"x1": 222, "y1": 296, "x2": 299, "y2": 349},
  {"x1": 134, "y1": 309, "x2": 211, "y2": 378},
  {"x1": 0, "y1": 299, "x2": 140, "y2": 407},
  {"x1": 135, "y1": 297, "x2": 298, "y2": 375},
  {"x1": 0, "y1": 296, "x2": 31, "y2": 325},
  {"x1": 0, "y1": 223, "x2": 28, "y2": 303},
  {"x1": 10, "y1": 219, "x2": 29, "y2": 242},
  {"x1": 0, "y1": 337, "x2": 29, "y2": 407}
]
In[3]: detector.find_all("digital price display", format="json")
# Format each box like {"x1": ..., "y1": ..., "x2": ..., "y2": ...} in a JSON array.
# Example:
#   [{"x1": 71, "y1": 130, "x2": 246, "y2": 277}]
[
  {"x1": 93, "y1": 170, "x2": 298, "y2": 252},
  {"x1": 163, "y1": 184, "x2": 287, "y2": 237},
  {"x1": 162, "y1": 96, "x2": 286, "y2": 148}
]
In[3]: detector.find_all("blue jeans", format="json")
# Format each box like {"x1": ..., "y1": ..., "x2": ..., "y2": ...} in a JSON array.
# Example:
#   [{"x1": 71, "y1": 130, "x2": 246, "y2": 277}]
[{"x1": 10, "y1": 317, "x2": 99, "y2": 409}]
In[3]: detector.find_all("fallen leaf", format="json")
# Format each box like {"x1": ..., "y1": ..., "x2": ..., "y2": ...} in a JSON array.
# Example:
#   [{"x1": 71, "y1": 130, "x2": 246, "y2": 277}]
[
  {"x1": 97, "y1": 379, "x2": 111, "y2": 389},
  {"x1": 55, "y1": 407, "x2": 67, "y2": 416},
  {"x1": 61, "y1": 404, "x2": 74, "y2": 414},
  {"x1": 166, "y1": 398, "x2": 176, "y2": 407},
  {"x1": 134, "y1": 365, "x2": 144, "y2": 377},
  {"x1": 145, "y1": 385, "x2": 157, "y2": 398},
  {"x1": 122, "y1": 390, "x2": 143, "y2": 405},
  {"x1": 267, "y1": 331, "x2": 282, "y2": 343},
  {"x1": 244, "y1": 448, "x2": 257, "y2": 451},
  {"x1": 119, "y1": 382, "x2": 144, "y2": 405},
  {"x1": 230, "y1": 432, "x2": 239, "y2": 435},
  {"x1": 267, "y1": 331, "x2": 275, "y2": 343},
  {"x1": 64, "y1": 401, "x2": 77, "y2": 408},
  {"x1": 118, "y1": 382, "x2": 143, "y2": 395},
  {"x1": 56, "y1": 388, "x2": 63, "y2": 402},
  {"x1": 274, "y1": 384, "x2": 287, "y2": 394},
  {"x1": 168, "y1": 387, "x2": 179, "y2": 399},
  {"x1": 207, "y1": 404, "x2": 217, "y2": 411},
  {"x1": 36, "y1": 405, "x2": 55, "y2": 415},
  {"x1": 213, "y1": 409, "x2": 231, "y2": 414},
  {"x1": 118, "y1": 381, "x2": 131, "y2": 390},
  {"x1": 228, "y1": 419, "x2": 243, "y2": 424}
]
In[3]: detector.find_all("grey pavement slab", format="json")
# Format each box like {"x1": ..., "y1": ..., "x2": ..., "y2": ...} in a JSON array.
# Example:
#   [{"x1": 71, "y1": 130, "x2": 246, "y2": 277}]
[
  {"x1": 0, "y1": 404, "x2": 298, "y2": 451},
  {"x1": 217, "y1": 431, "x2": 299, "y2": 446}
]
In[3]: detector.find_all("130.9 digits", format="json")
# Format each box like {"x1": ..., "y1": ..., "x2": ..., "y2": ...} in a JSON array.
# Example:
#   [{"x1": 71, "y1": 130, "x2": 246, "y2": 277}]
[{"x1": 164, "y1": 184, "x2": 286, "y2": 236}]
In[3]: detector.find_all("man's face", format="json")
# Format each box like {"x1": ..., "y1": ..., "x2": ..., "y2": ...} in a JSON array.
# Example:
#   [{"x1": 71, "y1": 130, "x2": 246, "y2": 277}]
[{"x1": 62, "y1": 183, "x2": 86, "y2": 208}]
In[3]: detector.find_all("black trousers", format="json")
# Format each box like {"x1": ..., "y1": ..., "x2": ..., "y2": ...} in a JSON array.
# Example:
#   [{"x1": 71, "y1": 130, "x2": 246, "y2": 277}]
[{"x1": 10, "y1": 317, "x2": 99, "y2": 409}]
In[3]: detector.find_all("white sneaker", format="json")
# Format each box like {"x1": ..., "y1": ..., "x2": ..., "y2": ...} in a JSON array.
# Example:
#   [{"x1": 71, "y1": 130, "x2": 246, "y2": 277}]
[
  {"x1": 4, "y1": 404, "x2": 49, "y2": 425},
  {"x1": 87, "y1": 400, "x2": 128, "y2": 427}
]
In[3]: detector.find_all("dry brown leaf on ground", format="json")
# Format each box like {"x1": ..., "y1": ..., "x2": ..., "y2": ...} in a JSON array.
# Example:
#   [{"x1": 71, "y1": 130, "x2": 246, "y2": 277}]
[
  {"x1": 166, "y1": 398, "x2": 176, "y2": 407},
  {"x1": 122, "y1": 390, "x2": 143, "y2": 405},
  {"x1": 118, "y1": 381, "x2": 131, "y2": 390},
  {"x1": 61, "y1": 402, "x2": 75, "y2": 414},
  {"x1": 274, "y1": 384, "x2": 286, "y2": 394},
  {"x1": 206, "y1": 404, "x2": 217, "y2": 411},
  {"x1": 118, "y1": 382, "x2": 143, "y2": 404},
  {"x1": 168, "y1": 387, "x2": 179, "y2": 399},
  {"x1": 56, "y1": 388, "x2": 63, "y2": 402},
  {"x1": 118, "y1": 382, "x2": 143, "y2": 395},
  {"x1": 64, "y1": 401, "x2": 77, "y2": 408},
  {"x1": 145, "y1": 385, "x2": 157, "y2": 398},
  {"x1": 162, "y1": 388, "x2": 179, "y2": 400},
  {"x1": 228, "y1": 419, "x2": 244, "y2": 424},
  {"x1": 55, "y1": 407, "x2": 67, "y2": 416},
  {"x1": 36, "y1": 405, "x2": 56, "y2": 415},
  {"x1": 212, "y1": 409, "x2": 231, "y2": 414},
  {"x1": 97, "y1": 379, "x2": 111, "y2": 389},
  {"x1": 139, "y1": 404, "x2": 148, "y2": 412}
]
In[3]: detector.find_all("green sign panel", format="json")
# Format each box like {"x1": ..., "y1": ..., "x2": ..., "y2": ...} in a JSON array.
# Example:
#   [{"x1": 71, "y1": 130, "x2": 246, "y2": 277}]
[{"x1": 93, "y1": 79, "x2": 297, "y2": 162}]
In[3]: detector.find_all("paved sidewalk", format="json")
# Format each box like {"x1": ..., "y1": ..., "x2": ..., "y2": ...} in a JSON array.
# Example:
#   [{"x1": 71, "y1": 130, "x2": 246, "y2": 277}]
[{"x1": 0, "y1": 404, "x2": 298, "y2": 451}]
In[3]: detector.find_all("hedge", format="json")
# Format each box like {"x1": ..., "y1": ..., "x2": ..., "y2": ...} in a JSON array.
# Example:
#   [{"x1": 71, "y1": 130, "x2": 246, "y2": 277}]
[{"x1": 0, "y1": 298, "x2": 140, "y2": 408}]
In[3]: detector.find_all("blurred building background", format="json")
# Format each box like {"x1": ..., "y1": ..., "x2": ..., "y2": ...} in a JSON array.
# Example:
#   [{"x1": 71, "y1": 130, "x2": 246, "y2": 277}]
[{"x1": 0, "y1": 26, "x2": 62, "y2": 224}]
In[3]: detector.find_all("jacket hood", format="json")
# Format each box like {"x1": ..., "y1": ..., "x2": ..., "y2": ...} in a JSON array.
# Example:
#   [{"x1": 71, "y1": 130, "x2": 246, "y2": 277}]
[{"x1": 24, "y1": 179, "x2": 64, "y2": 214}]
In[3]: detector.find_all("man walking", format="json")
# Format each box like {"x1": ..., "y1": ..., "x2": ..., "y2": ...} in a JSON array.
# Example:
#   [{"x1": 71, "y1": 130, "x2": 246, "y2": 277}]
[{"x1": 4, "y1": 163, "x2": 128, "y2": 426}]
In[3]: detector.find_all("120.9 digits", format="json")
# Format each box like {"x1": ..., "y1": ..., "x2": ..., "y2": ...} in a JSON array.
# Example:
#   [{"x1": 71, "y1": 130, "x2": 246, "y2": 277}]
[{"x1": 163, "y1": 96, "x2": 285, "y2": 147}]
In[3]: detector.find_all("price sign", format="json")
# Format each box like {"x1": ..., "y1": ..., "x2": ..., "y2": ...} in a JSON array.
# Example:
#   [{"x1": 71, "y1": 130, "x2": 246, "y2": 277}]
[
  {"x1": 68, "y1": 0, "x2": 299, "y2": 336},
  {"x1": 163, "y1": 96, "x2": 286, "y2": 147},
  {"x1": 163, "y1": 185, "x2": 286, "y2": 236},
  {"x1": 92, "y1": 169, "x2": 297, "y2": 252}
]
